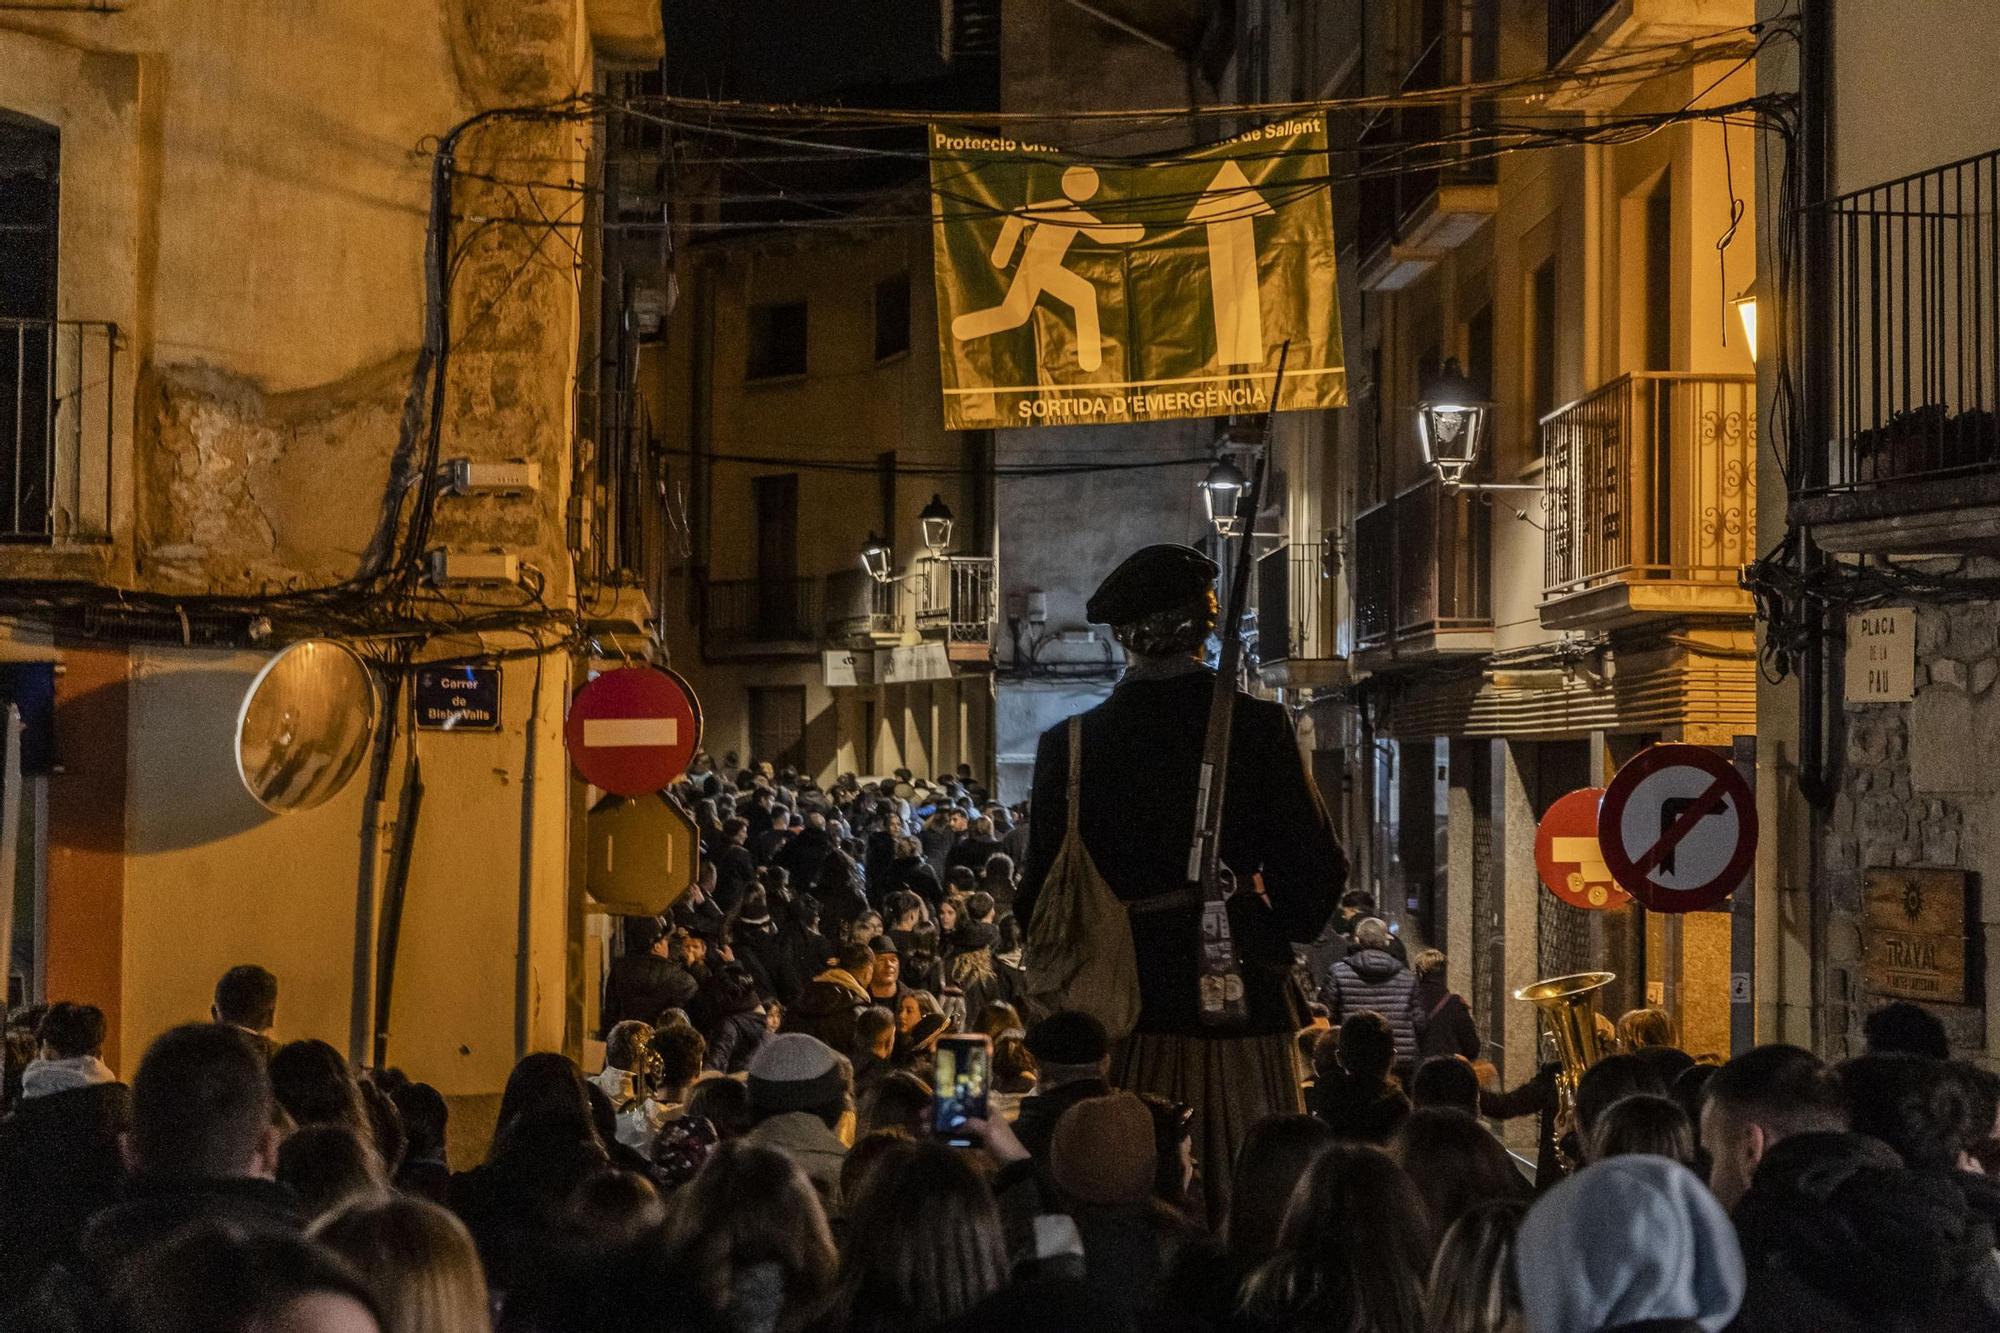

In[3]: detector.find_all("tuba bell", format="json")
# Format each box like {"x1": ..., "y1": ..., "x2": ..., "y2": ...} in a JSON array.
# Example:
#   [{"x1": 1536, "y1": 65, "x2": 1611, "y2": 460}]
[{"x1": 1513, "y1": 970, "x2": 1616, "y2": 1172}]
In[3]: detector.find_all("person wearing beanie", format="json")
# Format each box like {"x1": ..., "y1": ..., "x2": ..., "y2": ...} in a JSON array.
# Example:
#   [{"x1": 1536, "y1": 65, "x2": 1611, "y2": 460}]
[
  {"x1": 744, "y1": 1032, "x2": 852, "y2": 1213},
  {"x1": 1515, "y1": 1155, "x2": 1745, "y2": 1333},
  {"x1": 1017, "y1": 542, "x2": 1346, "y2": 1225},
  {"x1": 1049, "y1": 1092, "x2": 1198, "y2": 1320},
  {"x1": 1014, "y1": 1010, "x2": 1113, "y2": 1164}
]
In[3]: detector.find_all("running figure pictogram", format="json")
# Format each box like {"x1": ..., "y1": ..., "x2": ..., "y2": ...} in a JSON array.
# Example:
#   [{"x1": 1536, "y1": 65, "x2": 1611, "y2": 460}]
[{"x1": 950, "y1": 165, "x2": 1143, "y2": 372}]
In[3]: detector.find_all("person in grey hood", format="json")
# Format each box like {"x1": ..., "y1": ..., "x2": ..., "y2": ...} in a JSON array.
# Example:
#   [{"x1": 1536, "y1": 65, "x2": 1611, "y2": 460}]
[
  {"x1": 1515, "y1": 1155, "x2": 1745, "y2": 1333},
  {"x1": 1325, "y1": 918, "x2": 1419, "y2": 1067}
]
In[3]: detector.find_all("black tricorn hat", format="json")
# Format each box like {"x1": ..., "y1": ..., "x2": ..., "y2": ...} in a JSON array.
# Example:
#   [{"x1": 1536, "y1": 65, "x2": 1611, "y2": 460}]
[{"x1": 1085, "y1": 543, "x2": 1219, "y2": 625}]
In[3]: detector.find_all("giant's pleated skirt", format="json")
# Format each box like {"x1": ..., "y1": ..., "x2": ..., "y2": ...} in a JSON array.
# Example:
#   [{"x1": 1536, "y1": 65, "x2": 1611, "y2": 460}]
[{"x1": 1112, "y1": 1029, "x2": 1305, "y2": 1227}]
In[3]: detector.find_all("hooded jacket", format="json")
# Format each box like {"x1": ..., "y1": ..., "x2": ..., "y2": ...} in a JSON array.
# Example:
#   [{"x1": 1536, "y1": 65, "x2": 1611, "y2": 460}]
[
  {"x1": 1326, "y1": 948, "x2": 1419, "y2": 1064},
  {"x1": 780, "y1": 967, "x2": 872, "y2": 1054},
  {"x1": 1516, "y1": 1155, "x2": 1744, "y2": 1333},
  {"x1": 1730, "y1": 1132, "x2": 2000, "y2": 1333}
]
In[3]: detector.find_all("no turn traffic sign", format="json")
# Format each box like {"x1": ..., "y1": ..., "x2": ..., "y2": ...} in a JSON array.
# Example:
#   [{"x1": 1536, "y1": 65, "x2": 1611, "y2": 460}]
[
  {"x1": 1597, "y1": 745, "x2": 1756, "y2": 913},
  {"x1": 1534, "y1": 788, "x2": 1632, "y2": 911},
  {"x1": 565, "y1": 667, "x2": 702, "y2": 796}
]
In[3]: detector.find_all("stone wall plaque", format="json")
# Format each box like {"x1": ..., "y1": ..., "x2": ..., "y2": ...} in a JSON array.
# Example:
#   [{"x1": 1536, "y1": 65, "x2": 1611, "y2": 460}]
[
  {"x1": 1846, "y1": 607, "x2": 1915, "y2": 703},
  {"x1": 1863, "y1": 867, "x2": 1973, "y2": 1004}
]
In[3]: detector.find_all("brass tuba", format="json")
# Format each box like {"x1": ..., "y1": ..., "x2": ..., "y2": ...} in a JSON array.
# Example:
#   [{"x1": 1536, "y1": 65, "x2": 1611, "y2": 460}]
[{"x1": 1513, "y1": 971, "x2": 1616, "y2": 1172}]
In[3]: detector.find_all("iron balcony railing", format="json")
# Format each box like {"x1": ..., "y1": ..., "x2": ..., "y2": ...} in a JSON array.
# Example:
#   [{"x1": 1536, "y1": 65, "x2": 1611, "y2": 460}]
[
  {"x1": 1801, "y1": 148, "x2": 2000, "y2": 495},
  {"x1": 0, "y1": 318, "x2": 117, "y2": 544},
  {"x1": 1547, "y1": 0, "x2": 1617, "y2": 65},
  {"x1": 917, "y1": 555, "x2": 996, "y2": 644},
  {"x1": 701, "y1": 576, "x2": 822, "y2": 649},
  {"x1": 1256, "y1": 541, "x2": 1336, "y2": 663},
  {"x1": 824, "y1": 566, "x2": 901, "y2": 642},
  {"x1": 1355, "y1": 2, "x2": 1498, "y2": 263},
  {"x1": 1542, "y1": 373, "x2": 1757, "y2": 596},
  {"x1": 1354, "y1": 478, "x2": 1492, "y2": 651}
]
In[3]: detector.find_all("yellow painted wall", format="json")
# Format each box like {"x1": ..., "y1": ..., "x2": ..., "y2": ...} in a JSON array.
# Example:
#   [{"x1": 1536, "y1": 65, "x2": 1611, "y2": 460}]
[{"x1": 1, "y1": 1, "x2": 597, "y2": 1092}]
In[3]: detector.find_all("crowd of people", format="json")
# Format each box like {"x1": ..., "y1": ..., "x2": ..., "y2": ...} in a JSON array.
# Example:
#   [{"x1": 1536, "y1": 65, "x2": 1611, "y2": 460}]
[
  {"x1": 1, "y1": 536, "x2": 1998, "y2": 1332},
  {"x1": 2, "y1": 756, "x2": 1998, "y2": 1332}
]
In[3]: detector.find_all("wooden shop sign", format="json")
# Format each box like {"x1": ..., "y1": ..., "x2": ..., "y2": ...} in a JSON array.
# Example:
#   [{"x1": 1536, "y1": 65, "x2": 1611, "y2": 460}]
[{"x1": 1863, "y1": 867, "x2": 1973, "y2": 1004}]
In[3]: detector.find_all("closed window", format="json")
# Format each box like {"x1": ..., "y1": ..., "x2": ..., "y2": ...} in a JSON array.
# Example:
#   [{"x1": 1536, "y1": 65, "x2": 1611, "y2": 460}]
[
  {"x1": 746, "y1": 300, "x2": 807, "y2": 380},
  {"x1": 874, "y1": 274, "x2": 910, "y2": 361}
]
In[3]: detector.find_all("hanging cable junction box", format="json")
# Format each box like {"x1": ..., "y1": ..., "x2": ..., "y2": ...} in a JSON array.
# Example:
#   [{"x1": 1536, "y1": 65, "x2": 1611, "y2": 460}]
[
  {"x1": 427, "y1": 549, "x2": 521, "y2": 585},
  {"x1": 443, "y1": 458, "x2": 542, "y2": 496}
]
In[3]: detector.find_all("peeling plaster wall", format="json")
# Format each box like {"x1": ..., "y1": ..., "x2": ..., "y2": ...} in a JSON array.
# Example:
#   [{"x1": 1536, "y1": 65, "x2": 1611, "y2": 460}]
[{"x1": 3, "y1": 0, "x2": 592, "y2": 1094}]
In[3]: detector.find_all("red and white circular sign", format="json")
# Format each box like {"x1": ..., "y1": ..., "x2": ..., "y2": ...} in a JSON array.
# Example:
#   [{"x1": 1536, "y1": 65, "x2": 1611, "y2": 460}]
[
  {"x1": 1597, "y1": 745, "x2": 1756, "y2": 913},
  {"x1": 1533, "y1": 788, "x2": 1632, "y2": 911},
  {"x1": 565, "y1": 667, "x2": 702, "y2": 796}
]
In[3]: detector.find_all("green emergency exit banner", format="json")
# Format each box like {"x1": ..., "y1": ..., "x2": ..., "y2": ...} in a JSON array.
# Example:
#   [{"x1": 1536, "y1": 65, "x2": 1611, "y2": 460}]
[{"x1": 929, "y1": 116, "x2": 1345, "y2": 430}]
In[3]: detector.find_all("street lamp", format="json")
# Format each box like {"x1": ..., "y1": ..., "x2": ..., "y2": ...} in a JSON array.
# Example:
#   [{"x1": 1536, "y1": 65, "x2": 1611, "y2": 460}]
[
  {"x1": 1199, "y1": 457, "x2": 1249, "y2": 537},
  {"x1": 919, "y1": 493, "x2": 955, "y2": 555},
  {"x1": 1416, "y1": 358, "x2": 1492, "y2": 486},
  {"x1": 1733, "y1": 279, "x2": 1759, "y2": 363},
  {"x1": 860, "y1": 532, "x2": 894, "y2": 584}
]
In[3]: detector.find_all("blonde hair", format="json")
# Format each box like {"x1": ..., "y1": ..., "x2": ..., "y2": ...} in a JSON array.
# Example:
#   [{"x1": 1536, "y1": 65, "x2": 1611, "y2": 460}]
[
  {"x1": 313, "y1": 1195, "x2": 492, "y2": 1333},
  {"x1": 1425, "y1": 1199, "x2": 1528, "y2": 1333},
  {"x1": 1616, "y1": 1007, "x2": 1676, "y2": 1051}
]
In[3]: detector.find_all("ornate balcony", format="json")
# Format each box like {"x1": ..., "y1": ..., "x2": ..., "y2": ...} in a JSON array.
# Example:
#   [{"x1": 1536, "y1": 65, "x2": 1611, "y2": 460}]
[
  {"x1": 917, "y1": 555, "x2": 996, "y2": 663},
  {"x1": 1354, "y1": 1, "x2": 1499, "y2": 291},
  {"x1": 1545, "y1": 0, "x2": 1756, "y2": 108},
  {"x1": 824, "y1": 566, "x2": 903, "y2": 646},
  {"x1": 1256, "y1": 540, "x2": 1346, "y2": 687},
  {"x1": 1789, "y1": 149, "x2": 2000, "y2": 552},
  {"x1": 1354, "y1": 478, "x2": 1493, "y2": 665},
  {"x1": 1540, "y1": 372, "x2": 1756, "y2": 630},
  {"x1": 700, "y1": 576, "x2": 822, "y2": 660}
]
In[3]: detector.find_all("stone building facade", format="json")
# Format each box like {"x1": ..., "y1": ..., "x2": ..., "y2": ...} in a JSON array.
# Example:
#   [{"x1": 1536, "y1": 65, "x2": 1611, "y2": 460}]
[
  {"x1": 0, "y1": 0, "x2": 662, "y2": 1117},
  {"x1": 1826, "y1": 593, "x2": 2000, "y2": 1058}
]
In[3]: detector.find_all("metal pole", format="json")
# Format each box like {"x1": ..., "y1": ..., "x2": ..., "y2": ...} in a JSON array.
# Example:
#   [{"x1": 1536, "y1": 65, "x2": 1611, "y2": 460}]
[{"x1": 0, "y1": 705, "x2": 20, "y2": 1109}]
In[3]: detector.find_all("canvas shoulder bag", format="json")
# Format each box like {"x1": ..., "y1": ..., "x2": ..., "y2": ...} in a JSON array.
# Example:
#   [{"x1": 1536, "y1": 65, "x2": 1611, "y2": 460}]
[{"x1": 1024, "y1": 717, "x2": 1143, "y2": 1041}]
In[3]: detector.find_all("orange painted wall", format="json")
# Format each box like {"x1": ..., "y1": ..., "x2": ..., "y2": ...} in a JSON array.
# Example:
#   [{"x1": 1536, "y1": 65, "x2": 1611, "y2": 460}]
[{"x1": 45, "y1": 644, "x2": 128, "y2": 1071}]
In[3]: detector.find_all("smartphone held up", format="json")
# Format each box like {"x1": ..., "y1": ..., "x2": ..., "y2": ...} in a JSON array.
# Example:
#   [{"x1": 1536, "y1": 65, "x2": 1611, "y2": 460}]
[{"x1": 932, "y1": 1033, "x2": 991, "y2": 1147}]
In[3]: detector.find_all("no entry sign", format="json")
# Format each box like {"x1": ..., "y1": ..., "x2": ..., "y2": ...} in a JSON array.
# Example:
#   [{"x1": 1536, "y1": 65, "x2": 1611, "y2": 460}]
[
  {"x1": 1534, "y1": 788, "x2": 1632, "y2": 911},
  {"x1": 1598, "y1": 745, "x2": 1756, "y2": 913},
  {"x1": 565, "y1": 667, "x2": 701, "y2": 796}
]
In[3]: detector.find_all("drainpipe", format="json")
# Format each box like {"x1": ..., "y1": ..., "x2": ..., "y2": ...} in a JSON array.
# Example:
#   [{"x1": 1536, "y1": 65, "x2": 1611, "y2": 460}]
[
  {"x1": 350, "y1": 666, "x2": 404, "y2": 1068},
  {"x1": 1797, "y1": 0, "x2": 1836, "y2": 1053},
  {"x1": 514, "y1": 653, "x2": 546, "y2": 1060}
]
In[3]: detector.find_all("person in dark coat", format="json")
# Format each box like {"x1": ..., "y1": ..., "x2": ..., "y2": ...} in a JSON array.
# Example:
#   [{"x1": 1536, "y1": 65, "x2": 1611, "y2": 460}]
[
  {"x1": 711, "y1": 817, "x2": 758, "y2": 916},
  {"x1": 733, "y1": 889, "x2": 805, "y2": 1006},
  {"x1": 1012, "y1": 1011, "x2": 1114, "y2": 1164},
  {"x1": 1409, "y1": 947, "x2": 1482, "y2": 1061},
  {"x1": 601, "y1": 918, "x2": 700, "y2": 1034},
  {"x1": 1307, "y1": 1012, "x2": 1410, "y2": 1144},
  {"x1": 776, "y1": 813, "x2": 837, "y2": 891},
  {"x1": 1325, "y1": 918, "x2": 1419, "y2": 1068},
  {"x1": 887, "y1": 836, "x2": 945, "y2": 907},
  {"x1": 66, "y1": 1026, "x2": 301, "y2": 1313},
  {"x1": 1018, "y1": 543, "x2": 1346, "y2": 1225},
  {"x1": 0, "y1": 1003, "x2": 130, "y2": 1305},
  {"x1": 779, "y1": 942, "x2": 875, "y2": 1055}
]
